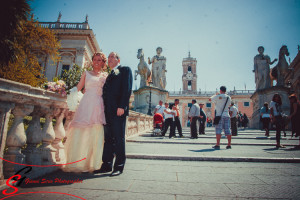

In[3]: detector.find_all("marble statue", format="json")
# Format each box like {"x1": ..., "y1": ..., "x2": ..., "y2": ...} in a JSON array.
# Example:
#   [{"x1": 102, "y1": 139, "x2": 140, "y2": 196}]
[
  {"x1": 85, "y1": 14, "x2": 88, "y2": 23},
  {"x1": 57, "y1": 12, "x2": 62, "y2": 22},
  {"x1": 135, "y1": 49, "x2": 151, "y2": 88},
  {"x1": 270, "y1": 45, "x2": 290, "y2": 86},
  {"x1": 148, "y1": 47, "x2": 167, "y2": 90},
  {"x1": 253, "y1": 46, "x2": 277, "y2": 90}
]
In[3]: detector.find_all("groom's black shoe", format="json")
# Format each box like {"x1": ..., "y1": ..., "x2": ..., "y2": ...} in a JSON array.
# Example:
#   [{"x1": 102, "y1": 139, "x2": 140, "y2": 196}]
[
  {"x1": 93, "y1": 165, "x2": 112, "y2": 174},
  {"x1": 110, "y1": 170, "x2": 122, "y2": 177}
]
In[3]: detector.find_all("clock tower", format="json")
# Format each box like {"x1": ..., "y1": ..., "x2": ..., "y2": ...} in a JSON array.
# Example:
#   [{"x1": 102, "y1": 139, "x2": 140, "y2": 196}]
[{"x1": 182, "y1": 52, "x2": 197, "y2": 94}]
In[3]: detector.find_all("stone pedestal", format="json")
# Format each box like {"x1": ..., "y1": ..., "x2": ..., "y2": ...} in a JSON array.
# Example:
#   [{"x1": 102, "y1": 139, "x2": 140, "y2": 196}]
[
  {"x1": 133, "y1": 86, "x2": 168, "y2": 115},
  {"x1": 250, "y1": 86, "x2": 290, "y2": 129}
]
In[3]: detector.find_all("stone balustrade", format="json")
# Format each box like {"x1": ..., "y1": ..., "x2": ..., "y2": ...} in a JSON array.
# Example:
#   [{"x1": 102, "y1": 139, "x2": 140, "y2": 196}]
[{"x1": 0, "y1": 78, "x2": 153, "y2": 183}]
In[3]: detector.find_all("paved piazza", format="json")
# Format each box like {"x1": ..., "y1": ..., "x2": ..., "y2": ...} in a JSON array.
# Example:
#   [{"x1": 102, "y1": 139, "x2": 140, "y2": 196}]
[{"x1": 1, "y1": 127, "x2": 300, "y2": 199}]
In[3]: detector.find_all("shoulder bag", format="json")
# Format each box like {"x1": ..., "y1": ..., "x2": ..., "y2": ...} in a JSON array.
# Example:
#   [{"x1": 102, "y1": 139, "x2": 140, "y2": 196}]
[{"x1": 213, "y1": 97, "x2": 229, "y2": 125}]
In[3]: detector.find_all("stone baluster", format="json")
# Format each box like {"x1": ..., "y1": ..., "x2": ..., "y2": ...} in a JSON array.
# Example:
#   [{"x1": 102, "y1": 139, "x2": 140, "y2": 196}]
[
  {"x1": 53, "y1": 108, "x2": 66, "y2": 164},
  {"x1": 4, "y1": 104, "x2": 34, "y2": 178},
  {"x1": 40, "y1": 107, "x2": 56, "y2": 165},
  {"x1": 23, "y1": 106, "x2": 42, "y2": 167},
  {"x1": 64, "y1": 110, "x2": 75, "y2": 134},
  {"x1": 0, "y1": 102, "x2": 15, "y2": 182}
]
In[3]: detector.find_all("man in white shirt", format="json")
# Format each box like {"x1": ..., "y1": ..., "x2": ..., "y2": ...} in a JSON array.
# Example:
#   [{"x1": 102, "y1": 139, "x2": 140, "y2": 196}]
[
  {"x1": 154, "y1": 100, "x2": 165, "y2": 115},
  {"x1": 229, "y1": 102, "x2": 238, "y2": 136},
  {"x1": 209, "y1": 86, "x2": 232, "y2": 149},
  {"x1": 188, "y1": 99, "x2": 200, "y2": 139}
]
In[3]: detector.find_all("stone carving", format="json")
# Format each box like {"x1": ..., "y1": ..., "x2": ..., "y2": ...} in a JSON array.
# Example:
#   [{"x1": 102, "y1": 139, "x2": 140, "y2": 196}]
[
  {"x1": 135, "y1": 49, "x2": 151, "y2": 88},
  {"x1": 148, "y1": 47, "x2": 167, "y2": 90},
  {"x1": 270, "y1": 45, "x2": 290, "y2": 86},
  {"x1": 57, "y1": 12, "x2": 62, "y2": 22},
  {"x1": 253, "y1": 46, "x2": 277, "y2": 90}
]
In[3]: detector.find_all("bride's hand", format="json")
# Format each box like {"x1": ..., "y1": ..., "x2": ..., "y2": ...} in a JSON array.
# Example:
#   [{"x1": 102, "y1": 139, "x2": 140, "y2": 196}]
[{"x1": 117, "y1": 108, "x2": 124, "y2": 116}]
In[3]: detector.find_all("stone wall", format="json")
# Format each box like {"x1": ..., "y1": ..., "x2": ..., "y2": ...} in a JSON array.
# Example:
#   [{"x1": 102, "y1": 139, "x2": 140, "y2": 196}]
[{"x1": 0, "y1": 78, "x2": 152, "y2": 182}]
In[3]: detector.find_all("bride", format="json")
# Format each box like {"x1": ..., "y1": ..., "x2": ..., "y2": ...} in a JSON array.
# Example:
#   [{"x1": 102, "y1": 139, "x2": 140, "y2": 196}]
[{"x1": 63, "y1": 52, "x2": 108, "y2": 173}]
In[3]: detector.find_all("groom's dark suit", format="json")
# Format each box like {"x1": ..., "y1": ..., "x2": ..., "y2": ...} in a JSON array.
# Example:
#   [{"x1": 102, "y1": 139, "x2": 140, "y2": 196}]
[{"x1": 102, "y1": 65, "x2": 133, "y2": 173}]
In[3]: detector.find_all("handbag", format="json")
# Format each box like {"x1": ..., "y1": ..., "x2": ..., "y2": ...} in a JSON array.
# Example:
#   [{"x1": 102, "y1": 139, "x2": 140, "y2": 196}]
[
  {"x1": 213, "y1": 116, "x2": 221, "y2": 125},
  {"x1": 213, "y1": 97, "x2": 229, "y2": 125}
]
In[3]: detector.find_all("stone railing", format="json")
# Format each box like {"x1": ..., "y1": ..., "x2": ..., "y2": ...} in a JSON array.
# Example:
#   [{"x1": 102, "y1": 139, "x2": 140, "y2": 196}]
[
  {"x1": 126, "y1": 111, "x2": 152, "y2": 138},
  {"x1": 39, "y1": 22, "x2": 90, "y2": 30},
  {"x1": 168, "y1": 90, "x2": 255, "y2": 96},
  {"x1": 0, "y1": 78, "x2": 152, "y2": 182}
]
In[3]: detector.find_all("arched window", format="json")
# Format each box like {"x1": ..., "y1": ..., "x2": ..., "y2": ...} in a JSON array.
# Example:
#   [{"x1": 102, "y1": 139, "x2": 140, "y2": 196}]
[
  {"x1": 188, "y1": 66, "x2": 192, "y2": 72},
  {"x1": 188, "y1": 81, "x2": 192, "y2": 90}
]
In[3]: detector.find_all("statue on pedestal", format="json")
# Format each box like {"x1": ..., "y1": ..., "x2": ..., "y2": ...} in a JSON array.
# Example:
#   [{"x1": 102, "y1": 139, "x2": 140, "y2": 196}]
[
  {"x1": 148, "y1": 47, "x2": 167, "y2": 90},
  {"x1": 57, "y1": 12, "x2": 62, "y2": 22},
  {"x1": 253, "y1": 46, "x2": 277, "y2": 90},
  {"x1": 270, "y1": 45, "x2": 290, "y2": 86},
  {"x1": 135, "y1": 49, "x2": 151, "y2": 88}
]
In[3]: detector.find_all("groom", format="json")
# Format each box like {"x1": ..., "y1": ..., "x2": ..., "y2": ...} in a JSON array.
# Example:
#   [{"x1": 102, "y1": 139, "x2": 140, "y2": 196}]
[{"x1": 96, "y1": 52, "x2": 133, "y2": 176}]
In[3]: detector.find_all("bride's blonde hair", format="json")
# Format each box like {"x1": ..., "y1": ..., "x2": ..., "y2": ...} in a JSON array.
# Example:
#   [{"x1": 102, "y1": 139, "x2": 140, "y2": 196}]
[{"x1": 92, "y1": 52, "x2": 107, "y2": 63}]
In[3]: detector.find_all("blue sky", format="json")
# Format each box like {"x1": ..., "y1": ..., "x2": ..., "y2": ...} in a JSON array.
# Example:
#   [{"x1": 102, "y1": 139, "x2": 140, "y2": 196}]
[{"x1": 30, "y1": 0, "x2": 300, "y2": 92}]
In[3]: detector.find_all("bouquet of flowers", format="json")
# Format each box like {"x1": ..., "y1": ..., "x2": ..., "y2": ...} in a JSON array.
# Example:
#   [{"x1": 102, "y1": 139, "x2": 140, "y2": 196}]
[{"x1": 44, "y1": 80, "x2": 67, "y2": 96}]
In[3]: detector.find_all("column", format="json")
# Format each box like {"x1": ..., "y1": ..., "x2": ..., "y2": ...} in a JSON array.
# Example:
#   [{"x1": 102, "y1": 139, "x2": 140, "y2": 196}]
[
  {"x1": 53, "y1": 108, "x2": 66, "y2": 165},
  {"x1": 64, "y1": 111, "x2": 75, "y2": 133},
  {"x1": 0, "y1": 102, "x2": 15, "y2": 182},
  {"x1": 75, "y1": 48, "x2": 86, "y2": 67},
  {"x1": 4, "y1": 104, "x2": 34, "y2": 178},
  {"x1": 41, "y1": 107, "x2": 56, "y2": 165},
  {"x1": 23, "y1": 106, "x2": 43, "y2": 167}
]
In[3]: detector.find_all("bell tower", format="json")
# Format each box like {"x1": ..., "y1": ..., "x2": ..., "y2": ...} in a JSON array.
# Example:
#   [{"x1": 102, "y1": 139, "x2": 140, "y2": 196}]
[{"x1": 182, "y1": 52, "x2": 197, "y2": 94}]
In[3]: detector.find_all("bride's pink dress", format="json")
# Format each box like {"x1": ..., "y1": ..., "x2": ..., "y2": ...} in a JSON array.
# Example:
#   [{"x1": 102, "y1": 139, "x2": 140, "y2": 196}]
[{"x1": 63, "y1": 71, "x2": 107, "y2": 172}]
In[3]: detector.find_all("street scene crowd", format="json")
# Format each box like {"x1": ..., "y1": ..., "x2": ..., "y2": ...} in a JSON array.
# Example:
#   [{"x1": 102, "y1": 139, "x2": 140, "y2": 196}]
[{"x1": 154, "y1": 86, "x2": 300, "y2": 149}]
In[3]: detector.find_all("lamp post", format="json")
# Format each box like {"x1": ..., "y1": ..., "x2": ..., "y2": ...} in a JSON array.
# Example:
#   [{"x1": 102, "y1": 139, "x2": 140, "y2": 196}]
[
  {"x1": 147, "y1": 81, "x2": 153, "y2": 116},
  {"x1": 286, "y1": 80, "x2": 293, "y2": 95}
]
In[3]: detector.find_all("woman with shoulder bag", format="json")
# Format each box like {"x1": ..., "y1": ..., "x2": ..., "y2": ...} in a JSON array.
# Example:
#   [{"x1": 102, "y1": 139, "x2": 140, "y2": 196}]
[
  {"x1": 260, "y1": 102, "x2": 271, "y2": 137},
  {"x1": 270, "y1": 93, "x2": 285, "y2": 148}
]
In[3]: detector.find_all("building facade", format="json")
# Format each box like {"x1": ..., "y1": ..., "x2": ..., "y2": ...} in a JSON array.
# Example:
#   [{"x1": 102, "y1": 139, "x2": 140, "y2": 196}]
[{"x1": 38, "y1": 14, "x2": 101, "y2": 81}]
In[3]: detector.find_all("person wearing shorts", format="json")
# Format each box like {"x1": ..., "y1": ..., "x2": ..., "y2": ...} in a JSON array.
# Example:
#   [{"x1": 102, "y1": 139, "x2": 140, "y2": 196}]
[{"x1": 209, "y1": 86, "x2": 232, "y2": 149}]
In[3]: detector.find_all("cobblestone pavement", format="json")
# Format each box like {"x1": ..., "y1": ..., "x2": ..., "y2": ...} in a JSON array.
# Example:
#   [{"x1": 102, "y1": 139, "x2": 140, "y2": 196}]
[
  {"x1": 1, "y1": 160, "x2": 299, "y2": 200},
  {"x1": 0, "y1": 127, "x2": 299, "y2": 200}
]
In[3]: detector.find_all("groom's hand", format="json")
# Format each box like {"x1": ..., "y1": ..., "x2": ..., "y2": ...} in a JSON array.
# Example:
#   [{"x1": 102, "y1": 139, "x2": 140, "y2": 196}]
[{"x1": 117, "y1": 108, "x2": 124, "y2": 116}]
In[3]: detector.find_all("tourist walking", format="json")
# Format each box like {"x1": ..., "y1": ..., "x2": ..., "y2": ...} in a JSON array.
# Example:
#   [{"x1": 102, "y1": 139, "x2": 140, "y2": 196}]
[
  {"x1": 288, "y1": 94, "x2": 300, "y2": 147},
  {"x1": 198, "y1": 103, "x2": 207, "y2": 135},
  {"x1": 188, "y1": 100, "x2": 200, "y2": 139},
  {"x1": 242, "y1": 113, "x2": 249, "y2": 129},
  {"x1": 270, "y1": 93, "x2": 285, "y2": 148},
  {"x1": 260, "y1": 102, "x2": 271, "y2": 137},
  {"x1": 64, "y1": 52, "x2": 107, "y2": 173},
  {"x1": 237, "y1": 111, "x2": 243, "y2": 128},
  {"x1": 174, "y1": 99, "x2": 184, "y2": 137},
  {"x1": 229, "y1": 102, "x2": 238, "y2": 136},
  {"x1": 162, "y1": 103, "x2": 176, "y2": 138},
  {"x1": 209, "y1": 86, "x2": 232, "y2": 149}
]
